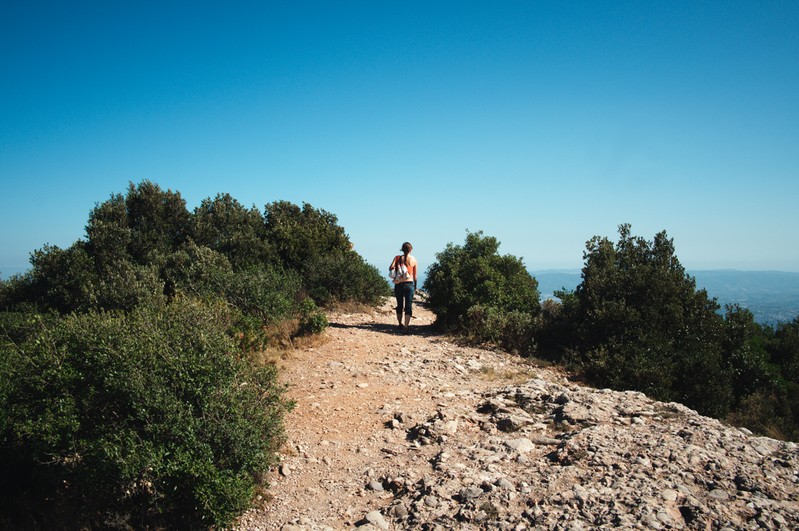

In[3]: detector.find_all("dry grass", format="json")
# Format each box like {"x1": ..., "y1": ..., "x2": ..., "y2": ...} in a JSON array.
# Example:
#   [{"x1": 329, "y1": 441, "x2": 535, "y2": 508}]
[
  {"x1": 251, "y1": 325, "x2": 331, "y2": 366},
  {"x1": 324, "y1": 300, "x2": 380, "y2": 314},
  {"x1": 479, "y1": 366, "x2": 532, "y2": 384}
]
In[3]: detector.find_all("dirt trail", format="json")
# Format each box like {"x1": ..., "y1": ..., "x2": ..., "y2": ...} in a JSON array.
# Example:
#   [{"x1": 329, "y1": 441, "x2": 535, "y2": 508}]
[
  {"x1": 235, "y1": 300, "x2": 799, "y2": 531},
  {"x1": 235, "y1": 298, "x2": 555, "y2": 530}
]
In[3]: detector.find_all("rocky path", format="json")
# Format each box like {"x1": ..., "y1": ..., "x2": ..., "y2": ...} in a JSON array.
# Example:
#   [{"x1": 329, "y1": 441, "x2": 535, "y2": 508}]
[{"x1": 235, "y1": 300, "x2": 799, "y2": 530}]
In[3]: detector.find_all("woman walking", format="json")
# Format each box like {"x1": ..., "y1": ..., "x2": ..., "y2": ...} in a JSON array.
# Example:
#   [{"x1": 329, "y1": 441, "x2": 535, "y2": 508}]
[{"x1": 389, "y1": 242, "x2": 418, "y2": 332}]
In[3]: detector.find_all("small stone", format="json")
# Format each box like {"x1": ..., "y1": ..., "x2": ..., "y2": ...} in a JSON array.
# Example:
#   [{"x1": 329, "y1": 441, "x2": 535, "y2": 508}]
[
  {"x1": 529, "y1": 435, "x2": 560, "y2": 445},
  {"x1": 279, "y1": 464, "x2": 291, "y2": 476},
  {"x1": 367, "y1": 480, "x2": 384, "y2": 492},
  {"x1": 424, "y1": 495, "x2": 439, "y2": 508},
  {"x1": 495, "y1": 477, "x2": 515, "y2": 490},
  {"x1": 496, "y1": 417, "x2": 520, "y2": 432},
  {"x1": 656, "y1": 511, "x2": 673, "y2": 524},
  {"x1": 505, "y1": 438, "x2": 535, "y2": 453},
  {"x1": 357, "y1": 383, "x2": 370, "y2": 388},
  {"x1": 364, "y1": 510, "x2": 389, "y2": 530},
  {"x1": 459, "y1": 486, "x2": 483, "y2": 502},
  {"x1": 661, "y1": 489, "x2": 679, "y2": 502},
  {"x1": 708, "y1": 489, "x2": 730, "y2": 501},
  {"x1": 390, "y1": 504, "x2": 409, "y2": 518}
]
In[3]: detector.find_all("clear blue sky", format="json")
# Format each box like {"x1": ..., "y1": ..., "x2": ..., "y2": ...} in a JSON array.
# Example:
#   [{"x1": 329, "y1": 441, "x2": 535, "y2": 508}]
[{"x1": 2, "y1": 1, "x2": 798, "y2": 278}]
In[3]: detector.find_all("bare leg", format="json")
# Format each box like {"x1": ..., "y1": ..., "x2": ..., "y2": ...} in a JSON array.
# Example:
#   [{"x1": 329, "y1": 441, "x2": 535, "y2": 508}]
[{"x1": 404, "y1": 314, "x2": 411, "y2": 330}]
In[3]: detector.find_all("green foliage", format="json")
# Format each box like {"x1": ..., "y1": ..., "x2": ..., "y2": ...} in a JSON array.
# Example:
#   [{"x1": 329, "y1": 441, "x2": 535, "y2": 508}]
[
  {"x1": 0, "y1": 299, "x2": 289, "y2": 528},
  {"x1": 727, "y1": 384, "x2": 799, "y2": 441},
  {"x1": 192, "y1": 193, "x2": 276, "y2": 270},
  {"x1": 27, "y1": 243, "x2": 98, "y2": 313},
  {"x1": 772, "y1": 316, "x2": 799, "y2": 382},
  {"x1": 158, "y1": 241, "x2": 234, "y2": 300},
  {"x1": 264, "y1": 201, "x2": 351, "y2": 274},
  {"x1": 303, "y1": 251, "x2": 391, "y2": 305},
  {"x1": 556, "y1": 224, "x2": 731, "y2": 417},
  {"x1": 219, "y1": 266, "x2": 302, "y2": 326},
  {"x1": 722, "y1": 305, "x2": 779, "y2": 401},
  {"x1": 424, "y1": 231, "x2": 540, "y2": 332},
  {"x1": 297, "y1": 298, "x2": 329, "y2": 336},
  {"x1": 466, "y1": 304, "x2": 537, "y2": 355},
  {"x1": 123, "y1": 181, "x2": 192, "y2": 263},
  {"x1": 263, "y1": 201, "x2": 389, "y2": 305},
  {"x1": 3, "y1": 186, "x2": 385, "y2": 316},
  {"x1": 85, "y1": 192, "x2": 133, "y2": 271},
  {"x1": 0, "y1": 181, "x2": 395, "y2": 526}
]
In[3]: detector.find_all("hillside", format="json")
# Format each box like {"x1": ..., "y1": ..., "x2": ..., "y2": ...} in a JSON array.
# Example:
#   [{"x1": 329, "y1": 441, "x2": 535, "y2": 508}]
[{"x1": 236, "y1": 299, "x2": 799, "y2": 530}]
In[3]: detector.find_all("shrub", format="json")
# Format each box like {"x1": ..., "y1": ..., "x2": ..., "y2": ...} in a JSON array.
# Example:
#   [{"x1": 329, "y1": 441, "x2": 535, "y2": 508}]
[
  {"x1": 297, "y1": 298, "x2": 329, "y2": 336},
  {"x1": 158, "y1": 241, "x2": 234, "y2": 299},
  {"x1": 0, "y1": 299, "x2": 289, "y2": 528},
  {"x1": 424, "y1": 231, "x2": 540, "y2": 332},
  {"x1": 123, "y1": 181, "x2": 192, "y2": 264},
  {"x1": 219, "y1": 266, "x2": 302, "y2": 326},
  {"x1": 263, "y1": 201, "x2": 389, "y2": 306},
  {"x1": 26, "y1": 243, "x2": 98, "y2": 313},
  {"x1": 772, "y1": 316, "x2": 799, "y2": 382},
  {"x1": 466, "y1": 304, "x2": 536, "y2": 355},
  {"x1": 191, "y1": 194, "x2": 276, "y2": 270},
  {"x1": 304, "y1": 251, "x2": 391, "y2": 306},
  {"x1": 263, "y1": 201, "x2": 351, "y2": 275},
  {"x1": 727, "y1": 385, "x2": 799, "y2": 441},
  {"x1": 556, "y1": 224, "x2": 731, "y2": 417}
]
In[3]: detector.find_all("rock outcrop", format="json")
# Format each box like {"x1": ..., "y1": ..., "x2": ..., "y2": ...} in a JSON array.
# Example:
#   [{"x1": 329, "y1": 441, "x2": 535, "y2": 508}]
[
  {"x1": 237, "y1": 301, "x2": 799, "y2": 530},
  {"x1": 376, "y1": 379, "x2": 798, "y2": 529}
]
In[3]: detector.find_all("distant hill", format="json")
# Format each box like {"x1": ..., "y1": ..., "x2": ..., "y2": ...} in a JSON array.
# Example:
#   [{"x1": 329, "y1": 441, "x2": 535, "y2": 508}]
[{"x1": 534, "y1": 269, "x2": 799, "y2": 327}]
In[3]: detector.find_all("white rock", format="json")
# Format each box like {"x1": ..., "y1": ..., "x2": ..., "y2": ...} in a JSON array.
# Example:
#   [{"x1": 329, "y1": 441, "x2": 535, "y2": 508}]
[
  {"x1": 364, "y1": 510, "x2": 389, "y2": 530},
  {"x1": 504, "y1": 438, "x2": 535, "y2": 453}
]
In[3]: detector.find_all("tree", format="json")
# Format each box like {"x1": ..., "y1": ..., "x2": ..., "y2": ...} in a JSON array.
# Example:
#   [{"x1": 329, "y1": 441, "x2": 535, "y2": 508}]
[
  {"x1": 772, "y1": 316, "x2": 799, "y2": 382},
  {"x1": 721, "y1": 305, "x2": 778, "y2": 402},
  {"x1": 559, "y1": 224, "x2": 731, "y2": 416}
]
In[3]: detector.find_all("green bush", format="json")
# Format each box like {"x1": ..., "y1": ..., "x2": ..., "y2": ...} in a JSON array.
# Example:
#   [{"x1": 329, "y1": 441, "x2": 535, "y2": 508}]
[
  {"x1": 297, "y1": 298, "x2": 329, "y2": 336},
  {"x1": 555, "y1": 224, "x2": 732, "y2": 417},
  {"x1": 772, "y1": 316, "x2": 799, "y2": 382},
  {"x1": 263, "y1": 201, "x2": 351, "y2": 275},
  {"x1": 263, "y1": 201, "x2": 388, "y2": 305},
  {"x1": 27, "y1": 243, "x2": 98, "y2": 313},
  {"x1": 304, "y1": 251, "x2": 391, "y2": 306},
  {"x1": 0, "y1": 299, "x2": 289, "y2": 528},
  {"x1": 209, "y1": 265, "x2": 305, "y2": 351},
  {"x1": 424, "y1": 231, "x2": 540, "y2": 337},
  {"x1": 191, "y1": 194, "x2": 276, "y2": 270},
  {"x1": 466, "y1": 304, "x2": 537, "y2": 355},
  {"x1": 158, "y1": 241, "x2": 234, "y2": 299}
]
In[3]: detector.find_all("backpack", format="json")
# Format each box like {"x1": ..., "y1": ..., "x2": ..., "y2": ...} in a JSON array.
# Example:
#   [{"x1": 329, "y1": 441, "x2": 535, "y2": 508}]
[{"x1": 390, "y1": 255, "x2": 410, "y2": 281}]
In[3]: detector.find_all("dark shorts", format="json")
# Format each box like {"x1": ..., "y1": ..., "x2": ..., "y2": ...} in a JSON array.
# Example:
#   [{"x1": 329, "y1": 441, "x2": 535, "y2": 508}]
[{"x1": 394, "y1": 282, "x2": 415, "y2": 316}]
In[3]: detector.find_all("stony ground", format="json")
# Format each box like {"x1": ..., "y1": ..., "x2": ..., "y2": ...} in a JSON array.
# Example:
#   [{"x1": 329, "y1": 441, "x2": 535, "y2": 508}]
[{"x1": 235, "y1": 299, "x2": 799, "y2": 530}]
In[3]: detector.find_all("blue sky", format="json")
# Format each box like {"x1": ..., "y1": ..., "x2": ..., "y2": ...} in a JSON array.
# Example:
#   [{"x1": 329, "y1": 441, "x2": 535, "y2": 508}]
[{"x1": 2, "y1": 1, "x2": 798, "y2": 278}]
